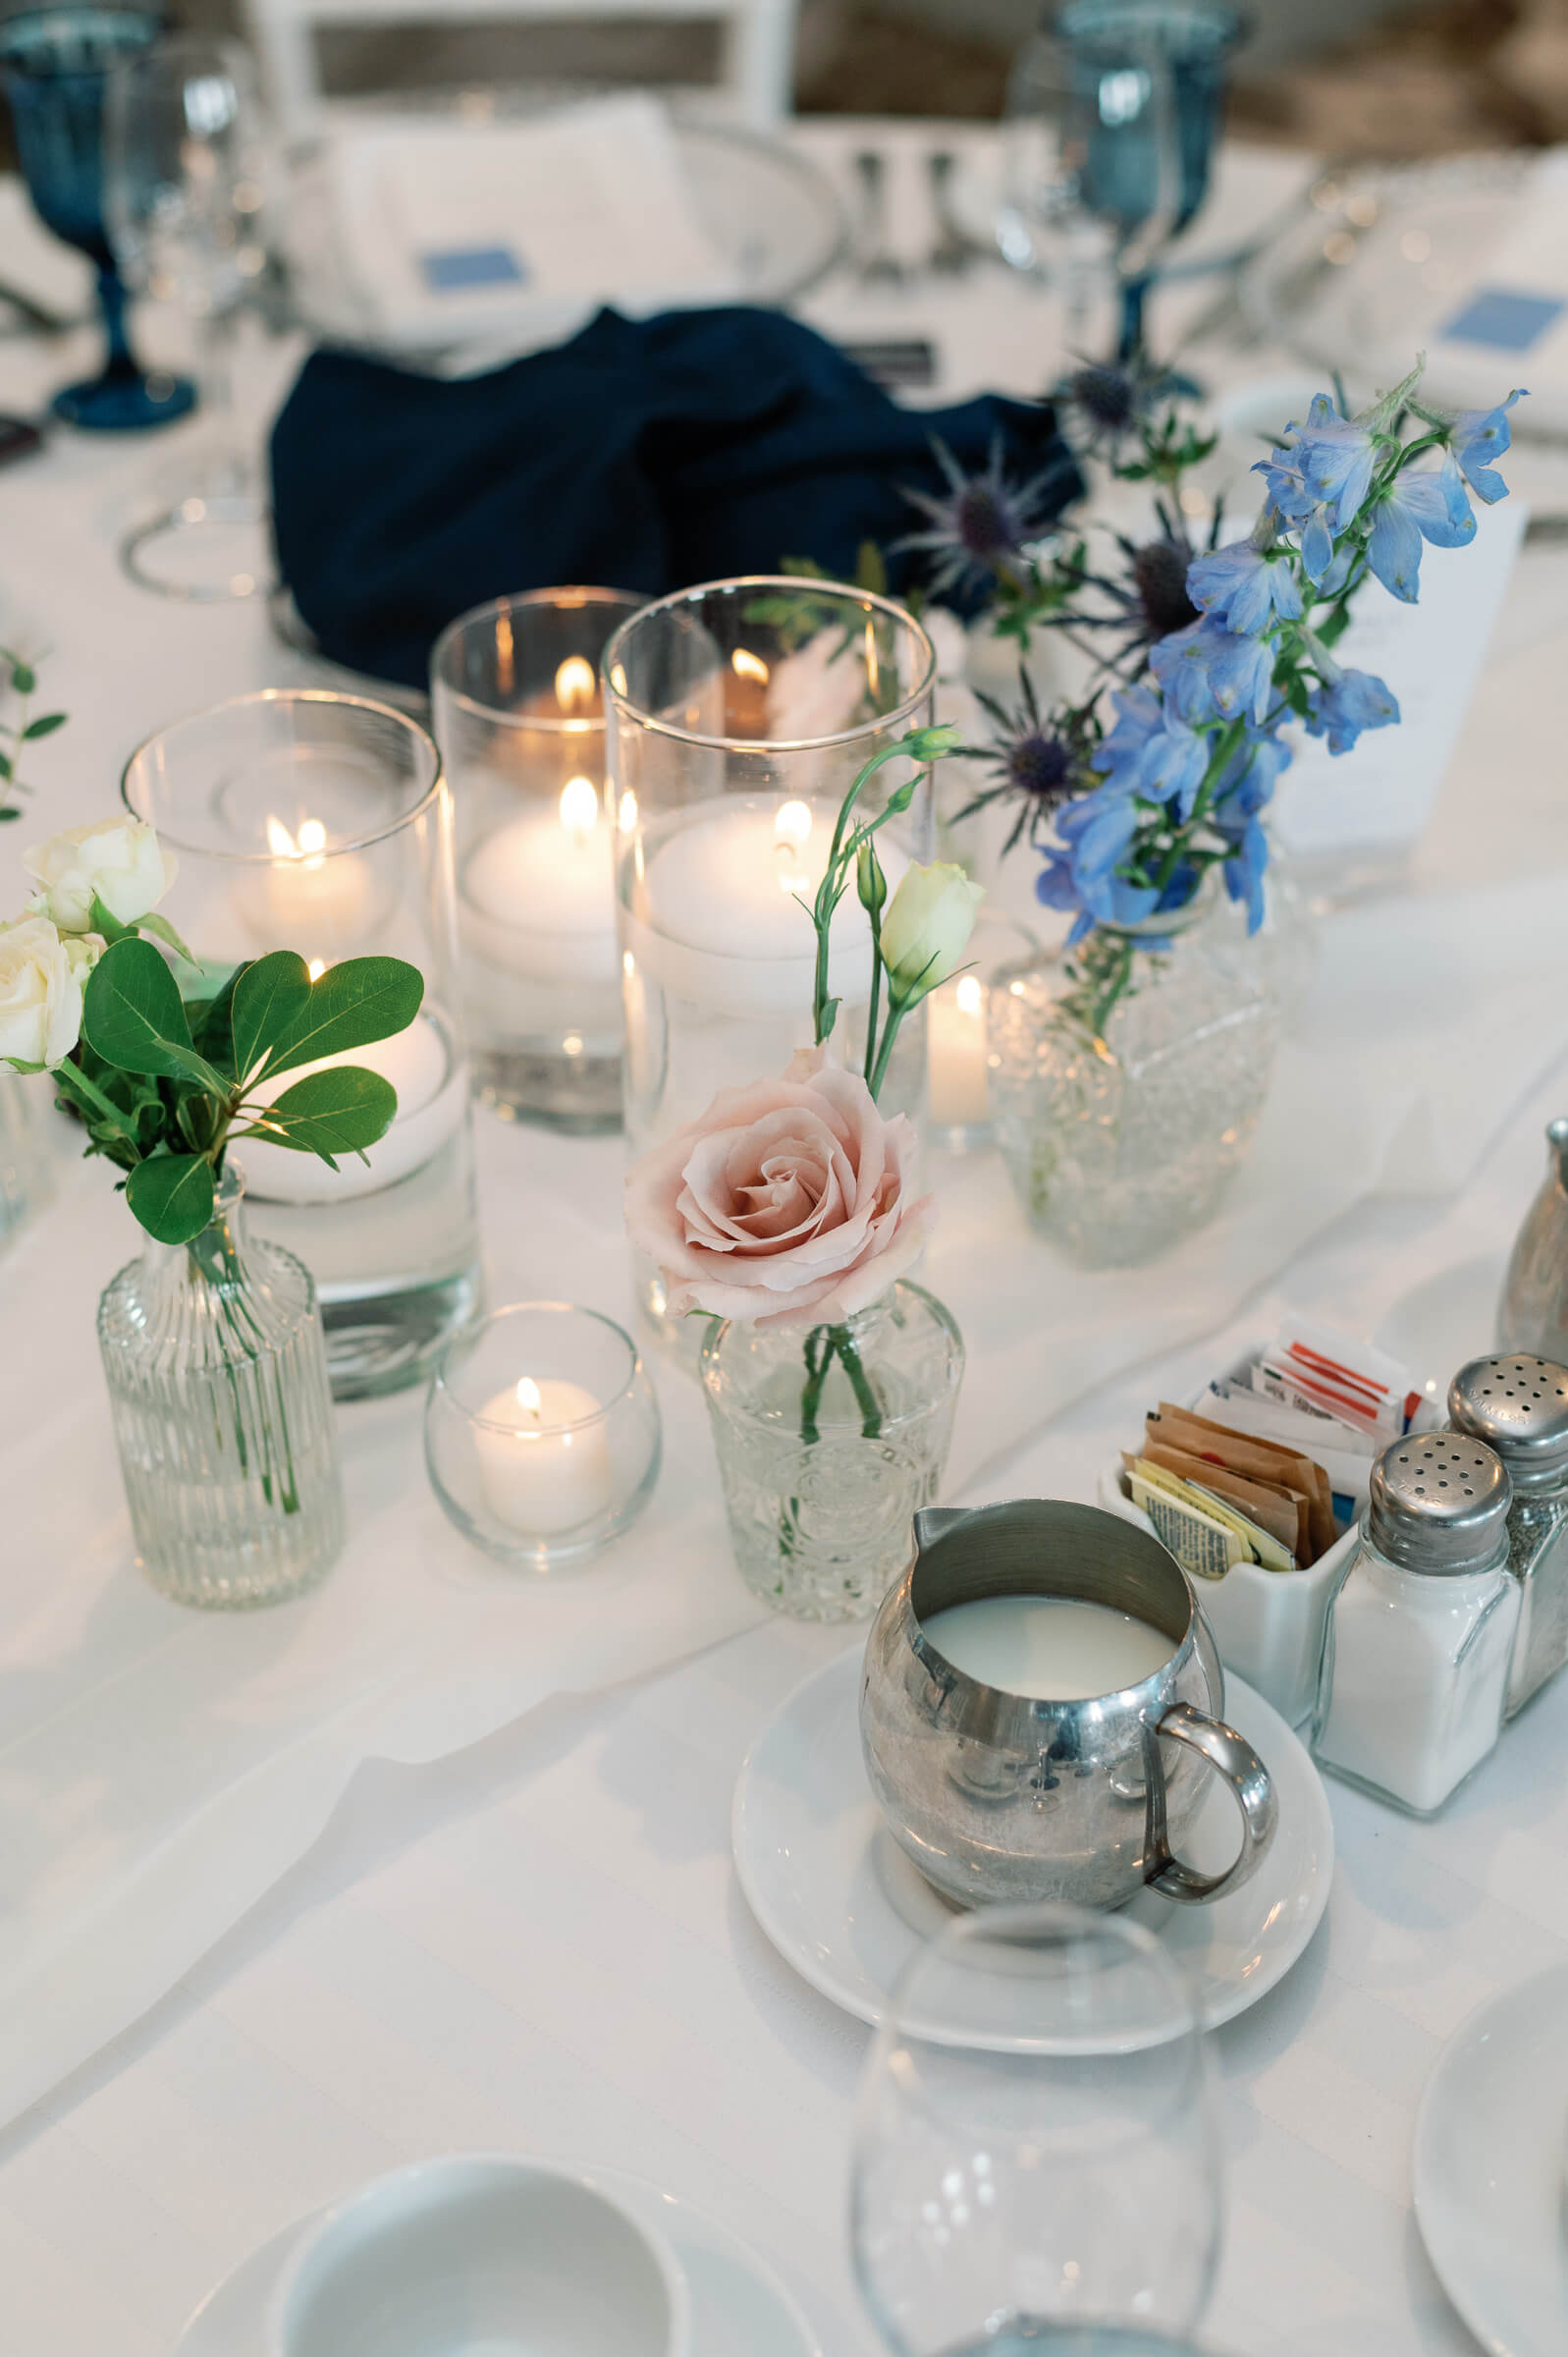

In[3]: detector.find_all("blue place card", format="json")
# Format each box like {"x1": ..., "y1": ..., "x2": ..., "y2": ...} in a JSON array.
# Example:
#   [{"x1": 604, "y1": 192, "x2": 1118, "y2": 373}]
[
  {"x1": 1439, "y1": 285, "x2": 1564, "y2": 354},
  {"x1": 419, "y1": 245, "x2": 528, "y2": 294}
]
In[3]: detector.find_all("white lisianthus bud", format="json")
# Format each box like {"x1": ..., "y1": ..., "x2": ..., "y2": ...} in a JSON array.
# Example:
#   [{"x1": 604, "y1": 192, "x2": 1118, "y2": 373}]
[
  {"x1": 0, "y1": 914, "x2": 102, "y2": 1069},
  {"x1": 879, "y1": 861, "x2": 985, "y2": 1002},
  {"x1": 24, "y1": 815, "x2": 177, "y2": 933}
]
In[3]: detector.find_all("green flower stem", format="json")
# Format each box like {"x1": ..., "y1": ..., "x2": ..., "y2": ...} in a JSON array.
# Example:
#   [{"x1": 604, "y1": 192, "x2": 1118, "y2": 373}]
[
  {"x1": 834, "y1": 1324, "x2": 883, "y2": 1439},
  {"x1": 862, "y1": 898, "x2": 885, "y2": 1091},
  {"x1": 868, "y1": 995, "x2": 911, "y2": 1101},
  {"x1": 51, "y1": 1058, "x2": 144, "y2": 1152},
  {"x1": 799, "y1": 1327, "x2": 833, "y2": 1445}
]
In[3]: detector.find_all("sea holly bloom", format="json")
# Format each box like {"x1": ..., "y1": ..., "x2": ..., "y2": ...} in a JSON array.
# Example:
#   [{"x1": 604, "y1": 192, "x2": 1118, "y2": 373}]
[
  {"x1": 1304, "y1": 664, "x2": 1399, "y2": 754},
  {"x1": 1366, "y1": 453, "x2": 1476, "y2": 600},
  {"x1": 898, "y1": 437, "x2": 1065, "y2": 599},
  {"x1": 1446, "y1": 390, "x2": 1524, "y2": 503},
  {"x1": 1054, "y1": 359, "x2": 1155, "y2": 456},
  {"x1": 1186, "y1": 537, "x2": 1304, "y2": 636},
  {"x1": 1149, "y1": 618, "x2": 1272, "y2": 728}
]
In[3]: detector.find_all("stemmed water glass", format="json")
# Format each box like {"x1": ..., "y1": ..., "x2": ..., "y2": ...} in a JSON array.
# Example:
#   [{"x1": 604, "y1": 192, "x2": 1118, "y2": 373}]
[
  {"x1": 103, "y1": 34, "x2": 274, "y2": 599},
  {"x1": 850, "y1": 1902, "x2": 1221, "y2": 2355},
  {"x1": 0, "y1": 7, "x2": 194, "y2": 431},
  {"x1": 1001, "y1": 1, "x2": 1246, "y2": 362}
]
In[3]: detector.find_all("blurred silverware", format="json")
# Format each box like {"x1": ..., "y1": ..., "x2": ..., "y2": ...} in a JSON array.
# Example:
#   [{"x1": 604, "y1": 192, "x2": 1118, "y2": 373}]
[
  {"x1": 840, "y1": 336, "x2": 937, "y2": 389},
  {"x1": 853, "y1": 149, "x2": 904, "y2": 288},
  {"x1": 924, "y1": 150, "x2": 974, "y2": 276}
]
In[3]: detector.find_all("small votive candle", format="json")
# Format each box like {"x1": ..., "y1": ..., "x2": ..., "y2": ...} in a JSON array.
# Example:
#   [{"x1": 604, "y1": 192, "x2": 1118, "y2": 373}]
[{"x1": 425, "y1": 1302, "x2": 661, "y2": 1567}]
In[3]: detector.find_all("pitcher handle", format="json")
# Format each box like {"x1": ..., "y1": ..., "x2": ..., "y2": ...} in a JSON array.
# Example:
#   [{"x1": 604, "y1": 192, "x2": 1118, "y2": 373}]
[{"x1": 1146, "y1": 1702, "x2": 1277, "y2": 1905}]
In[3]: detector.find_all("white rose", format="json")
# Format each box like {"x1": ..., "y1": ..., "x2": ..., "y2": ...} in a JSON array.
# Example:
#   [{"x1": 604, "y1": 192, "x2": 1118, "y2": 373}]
[
  {"x1": 24, "y1": 815, "x2": 177, "y2": 933},
  {"x1": 0, "y1": 915, "x2": 102, "y2": 1069},
  {"x1": 880, "y1": 861, "x2": 985, "y2": 1001}
]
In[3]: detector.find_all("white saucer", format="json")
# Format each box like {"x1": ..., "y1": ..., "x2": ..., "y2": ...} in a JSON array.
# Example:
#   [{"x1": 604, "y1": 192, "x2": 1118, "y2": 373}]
[
  {"x1": 732, "y1": 1647, "x2": 1333, "y2": 2036},
  {"x1": 175, "y1": 2163, "x2": 820, "y2": 2357},
  {"x1": 1413, "y1": 1962, "x2": 1568, "y2": 2357}
]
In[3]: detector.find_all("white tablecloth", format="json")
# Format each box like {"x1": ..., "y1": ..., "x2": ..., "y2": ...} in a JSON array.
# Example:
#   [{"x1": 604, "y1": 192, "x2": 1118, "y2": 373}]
[{"x1": 2, "y1": 116, "x2": 1566, "y2": 2357}]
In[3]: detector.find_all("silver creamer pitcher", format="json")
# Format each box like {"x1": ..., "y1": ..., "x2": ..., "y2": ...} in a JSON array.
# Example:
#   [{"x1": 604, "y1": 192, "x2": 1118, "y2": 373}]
[
  {"x1": 1498, "y1": 1119, "x2": 1568, "y2": 1365},
  {"x1": 860, "y1": 1500, "x2": 1276, "y2": 1911}
]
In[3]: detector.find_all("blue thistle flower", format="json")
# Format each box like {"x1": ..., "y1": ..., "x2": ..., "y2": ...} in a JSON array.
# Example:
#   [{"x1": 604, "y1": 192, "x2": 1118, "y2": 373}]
[{"x1": 898, "y1": 437, "x2": 1063, "y2": 599}]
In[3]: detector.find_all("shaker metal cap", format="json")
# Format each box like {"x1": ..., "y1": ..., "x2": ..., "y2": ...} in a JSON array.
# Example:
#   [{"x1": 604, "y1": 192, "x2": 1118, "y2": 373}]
[
  {"x1": 1447, "y1": 1355, "x2": 1568, "y2": 1493},
  {"x1": 1369, "y1": 1432, "x2": 1512, "y2": 1573}
]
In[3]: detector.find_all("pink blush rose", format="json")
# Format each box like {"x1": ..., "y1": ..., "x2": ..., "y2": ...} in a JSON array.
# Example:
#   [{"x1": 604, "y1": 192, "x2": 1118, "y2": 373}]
[{"x1": 624, "y1": 1049, "x2": 933, "y2": 1330}]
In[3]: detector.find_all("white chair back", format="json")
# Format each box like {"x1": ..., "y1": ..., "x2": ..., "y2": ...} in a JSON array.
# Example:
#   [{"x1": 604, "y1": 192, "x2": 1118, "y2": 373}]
[{"x1": 243, "y1": 0, "x2": 798, "y2": 133}]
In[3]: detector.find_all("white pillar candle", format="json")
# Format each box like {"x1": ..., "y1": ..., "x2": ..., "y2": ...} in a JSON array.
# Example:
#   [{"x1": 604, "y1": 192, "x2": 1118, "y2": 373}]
[
  {"x1": 475, "y1": 1375, "x2": 615, "y2": 1535},
  {"x1": 920, "y1": 1594, "x2": 1174, "y2": 1701},
  {"x1": 460, "y1": 775, "x2": 618, "y2": 983},
  {"x1": 927, "y1": 970, "x2": 989, "y2": 1127},
  {"x1": 243, "y1": 1009, "x2": 466, "y2": 1207},
  {"x1": 628, "y1": 795, "x2": 909, "y2": 1015},
  {"x1": 259, "y1": 815, "x2": 380, "y2": 948}
]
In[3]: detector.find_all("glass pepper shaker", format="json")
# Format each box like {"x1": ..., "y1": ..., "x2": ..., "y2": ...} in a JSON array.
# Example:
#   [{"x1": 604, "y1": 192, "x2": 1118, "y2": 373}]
[
  {"x1": 1447, "y1": 1354, "x2": 1568, "y2": 1718},
  {"x1": 1312, "y1": 1431, "x2": 1518, "y2": 1816}
]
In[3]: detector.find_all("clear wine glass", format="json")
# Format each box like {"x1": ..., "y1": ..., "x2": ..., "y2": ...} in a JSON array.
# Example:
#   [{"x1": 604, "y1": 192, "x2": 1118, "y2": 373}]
[
  {"x1": 0, "y1": 7, "x2": 195, "y2": 431},
  {"x1": 1002, "y1": 1, "x2": 1246, "y2": 363},
  {"x1": 850, "y1": 1902, "x2": 1220, "y2": 2356},
  {"x1": 103, "y1": 33, "x2": 275, "y2": 600}
]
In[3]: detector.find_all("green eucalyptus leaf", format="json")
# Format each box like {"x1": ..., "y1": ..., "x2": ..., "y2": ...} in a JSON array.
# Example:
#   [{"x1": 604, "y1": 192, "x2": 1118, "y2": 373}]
[
  {"x1": 246, "y1": 1065, "x2": 397, "y2": 1162},
  {"x1": 262, "y1": 957, "x2": 424, "y2": 1080},
  {"x1": 126, "y1": 1152, "x2": 215, "y2": 1244},
  {"x1": 0, "y1": 805, "x2": 19, "y2": 821},
  {"x1": 9, "y1": 661, "x2": 35, "y2": 693},
  {"x1": 231, "y1": 951, "x2": 311, "y2": 1080},
  {"x1": 81, "y1": 937, "x2": 231, "y2": 1095},
  {"x1": 22, "y1": 712, "x2": 65, "y2": 740},
  {"x1": 135, "y1": 909, "x2": 199, "y2": 967}
]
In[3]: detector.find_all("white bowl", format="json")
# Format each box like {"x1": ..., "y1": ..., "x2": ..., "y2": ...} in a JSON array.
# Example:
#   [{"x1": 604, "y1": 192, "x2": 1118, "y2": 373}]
[{"x1": 267, "y1": 2153, "x2": 691, "y2": 2357}]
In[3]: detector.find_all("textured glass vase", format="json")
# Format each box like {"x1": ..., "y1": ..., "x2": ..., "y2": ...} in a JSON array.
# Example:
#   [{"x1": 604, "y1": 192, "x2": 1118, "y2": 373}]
[
  {"x1": 988, "y1": 885, "x2": 1280, "y2": 1267},
  {"x1": 0, "y1": 1069, "x2": 53, "y2": 1249},
  {"x1": 97, "y1": 1164, "x2": 346, "y2": 1607},
  {"x1": 701, "y1": 1281, "x2": 964, "y2": 1622}
]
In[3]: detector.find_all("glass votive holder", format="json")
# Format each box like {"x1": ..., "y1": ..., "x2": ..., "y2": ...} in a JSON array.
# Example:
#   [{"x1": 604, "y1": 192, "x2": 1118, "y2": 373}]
[
  {"x1": 425, "y1": 1302, "x2": 662, "y2": 1568},
  {"x1": 432, "y1": 587, "x2": 645, "y2": 1134},
  {"x1": 926, "y1": 909, "x2": 1044, "y2": 1154}
]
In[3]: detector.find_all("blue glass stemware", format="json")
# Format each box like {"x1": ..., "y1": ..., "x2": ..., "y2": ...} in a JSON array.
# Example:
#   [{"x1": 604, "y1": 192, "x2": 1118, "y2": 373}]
[
  {"x1": 1059, "y1": 0, "x2": 1248, "y2": 361},
  {"x1": 0, "y1": 7, "x2": 194, "y2": 429}
]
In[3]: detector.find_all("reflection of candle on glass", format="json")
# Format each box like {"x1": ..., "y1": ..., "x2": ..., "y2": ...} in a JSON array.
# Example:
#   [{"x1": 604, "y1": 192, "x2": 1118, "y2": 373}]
[
  {"x1": 261, "y1": 813, "x2": 376, "y2": 948},
  {"x1": 475, "y1": 1374, "x2": 614, "y2": 1533},
  {"x1": 461, "y1": 773, "x2": 618, "y2": 982},
  {"x1": 928, "y1": 970, "x2": 989, "y2": 1127},
  {"x1": 727, "y1": 644, "x2": 771, "y2": 737},
  {"x1": 637, "y1": 796, "x2": 908, "y2": 1013}
]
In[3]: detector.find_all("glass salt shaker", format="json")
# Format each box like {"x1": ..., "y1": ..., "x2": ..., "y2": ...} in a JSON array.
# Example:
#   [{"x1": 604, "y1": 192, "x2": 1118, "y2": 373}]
[
  {"x1": 1447, "y1": 1354, "x2": 1568, "y2": 1718},
  {"x1": 1312, "y1": 1431, "x2": 1518, "y2": 1816}
]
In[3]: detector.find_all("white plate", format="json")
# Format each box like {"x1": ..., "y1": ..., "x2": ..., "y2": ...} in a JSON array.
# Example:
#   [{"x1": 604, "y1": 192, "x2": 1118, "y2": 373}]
[
  {"x1": 175, "y1": 2163, "x2": 820, "y2": 2357},
  {"x1": 1414, "y1": 1963, "x2": 1568, "y2": 2357},
  {"x1": 732, "y1": 1646, "x2": 1332, "y2": 2035}
]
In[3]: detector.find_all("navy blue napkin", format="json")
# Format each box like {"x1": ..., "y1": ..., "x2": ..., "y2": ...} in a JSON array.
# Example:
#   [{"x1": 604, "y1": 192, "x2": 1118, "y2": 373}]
[{"x1": 269, "y1": 305, "x2": 1078, "y2": 690}]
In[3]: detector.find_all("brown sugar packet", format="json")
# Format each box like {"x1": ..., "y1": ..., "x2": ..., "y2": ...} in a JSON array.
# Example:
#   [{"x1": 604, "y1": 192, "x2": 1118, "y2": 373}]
[
  {"x1": 1150, "y1": 1403, "x2": 1336, "y2": 1562},
  {"x1": 1139, "y1": 1439, "x2": 1306, "y2": 1562}
]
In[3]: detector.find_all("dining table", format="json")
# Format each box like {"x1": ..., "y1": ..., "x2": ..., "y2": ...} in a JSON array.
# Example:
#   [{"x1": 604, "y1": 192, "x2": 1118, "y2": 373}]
[{"x1": 2, "y1": 106, "x2": 1567, "y2": 2357}]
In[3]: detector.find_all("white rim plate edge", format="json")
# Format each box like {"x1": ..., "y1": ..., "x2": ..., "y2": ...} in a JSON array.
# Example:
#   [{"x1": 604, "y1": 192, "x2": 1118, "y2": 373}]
[
  {"x1": 731, "y1": 1644, "x2": 1334, "y2": 2037},
  {"x1": 1412, "y1": 1961, "x2": 1568, "y2": 2357},
  {"x1": 174, "y1": 2162, "x2": 821, "y2": 2357}
]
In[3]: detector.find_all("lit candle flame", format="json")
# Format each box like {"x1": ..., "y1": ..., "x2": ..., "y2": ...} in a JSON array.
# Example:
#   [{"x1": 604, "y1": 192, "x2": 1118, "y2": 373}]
[
  {"x1": 555, "y1": 656, "x2": 596, "y2": 713},
  {"x1": 307, "y1": 957, "x2": 326, "y2": 982},
  {"x1": 516, "y1": 1377, "x2": 542, "y2": 1420},
  {"x1": 618, "y1": 789, "x2": 637, "y2": 832},
  {"x1": 559, "y1": 776, "x2": 600, "y2": 840},
  {"x1": 774, "y1": 799, "x2": 814, "y2": 895},
  {"x1": 731, "y1": 647, "x2": 770, "y2": 685},
  {"x1": 955, "y1": 974, "x2": 984, "y2": 1016},
  {"x1": 265, "y1": 814, "x2": 327, "y2": 869},
  {"x1": 609, "y1": 662, "x2": 627, "y2": 697}
]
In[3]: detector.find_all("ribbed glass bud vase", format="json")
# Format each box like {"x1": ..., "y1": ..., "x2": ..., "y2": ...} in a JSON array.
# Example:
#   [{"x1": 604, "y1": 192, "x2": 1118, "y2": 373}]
[{"x1": 97, "y1": 1163, "x2": 346, "y2": 1607}]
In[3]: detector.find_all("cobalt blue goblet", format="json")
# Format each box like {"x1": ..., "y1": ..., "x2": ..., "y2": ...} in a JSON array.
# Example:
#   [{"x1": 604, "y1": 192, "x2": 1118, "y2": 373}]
[
  {"x1": 1058, "y1": 0, "x2": 1248, "y2": 361},
  {"x1": 0, "y1": 7, "x2": 194, "y2": 429}
]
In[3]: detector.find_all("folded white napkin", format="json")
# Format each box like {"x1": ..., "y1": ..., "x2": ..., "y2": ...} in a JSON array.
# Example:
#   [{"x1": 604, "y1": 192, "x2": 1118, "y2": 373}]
[{"x1": 325, "y1": 93, "x2": 738, "y2": 352}]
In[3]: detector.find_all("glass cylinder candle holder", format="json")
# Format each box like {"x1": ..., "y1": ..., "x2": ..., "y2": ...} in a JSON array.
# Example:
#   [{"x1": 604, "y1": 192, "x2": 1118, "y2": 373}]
[
  {"x1": 604, "y1": 576, "x2": 936, "y2": 1346},
  {"x1": 122, "y1": 688, "x2": 482, "y2": 1399},
  {"x1": 425, "y1": 1302, "x2": 662, "y2": 1568},
  {"x1": 432, "y1": 587, "x2": 644, "y2": 1133}
]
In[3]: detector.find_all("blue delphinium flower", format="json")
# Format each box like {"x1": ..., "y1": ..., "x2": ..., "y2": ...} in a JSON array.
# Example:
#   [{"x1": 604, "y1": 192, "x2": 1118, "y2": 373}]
[
  {"x1": 1186, "y1": 538, "x2": 1304, "y2": 635},
  {"x1": 1366, "y1": 453, "x2": 1475, "y2": 601},
  {"x1": 1304, "y1": 666, "x2": 1399, "y2": 755},
  {"x1": 1256, "y1": 393, "x2": 1378, "y2": 581},
  {"x1": 1448, "y1": 390, "x2": 1524, "y2": 504},
  {"x1": 898, "y1": 437, "x2": 1065, "y2": 599},
  {"x1": 1091, "y1": 684, "x2": 1209, "y2": 816},
  {"x1": 1036, "y1": 783, "x2": 1158, "y2": 944},
  {"x1": 1210, "y1": 732, "x2": 1292, "y2": 932},
  {"x1": 1149, "y1": 618, "x2": 1273, "y2": 727}
]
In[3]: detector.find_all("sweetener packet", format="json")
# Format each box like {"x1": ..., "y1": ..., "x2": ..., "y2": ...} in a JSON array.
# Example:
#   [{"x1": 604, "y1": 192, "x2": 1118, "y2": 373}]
[
  {"x1": 1255, "y1": 1316, "x2": 1421, "y2": 1440},
  {"x1": 1149, "y1": 1403, "x2": 1337, "y2": 1562},
  {"x1": 1126, "y1": 1460, "x2": 1246, "y2": 1581}
]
